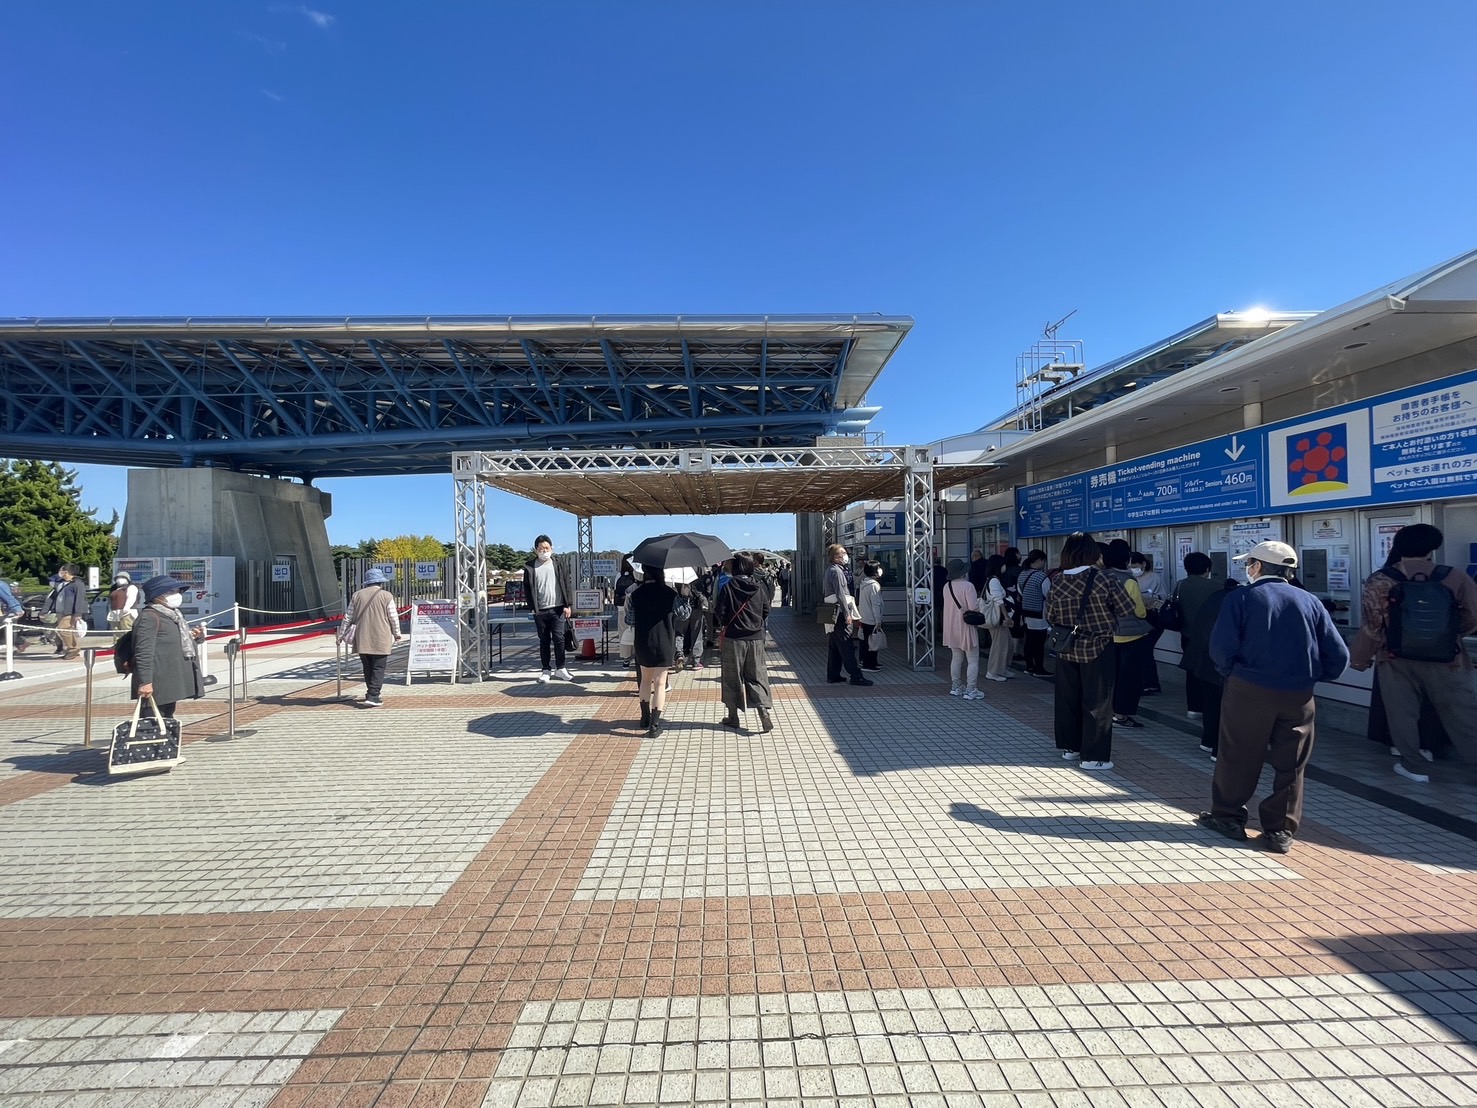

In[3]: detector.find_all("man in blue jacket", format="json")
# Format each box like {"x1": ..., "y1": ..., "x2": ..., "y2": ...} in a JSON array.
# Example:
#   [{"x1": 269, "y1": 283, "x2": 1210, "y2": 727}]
[{"x1": 1197, "y1": 540, "x2": 1349, "y2": 854}]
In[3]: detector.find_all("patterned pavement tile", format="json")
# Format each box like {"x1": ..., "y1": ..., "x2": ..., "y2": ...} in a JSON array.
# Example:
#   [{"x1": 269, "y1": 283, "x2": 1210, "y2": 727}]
[{"x1": 0, "y1": 611, "x2": 1473, "y2": 1107}]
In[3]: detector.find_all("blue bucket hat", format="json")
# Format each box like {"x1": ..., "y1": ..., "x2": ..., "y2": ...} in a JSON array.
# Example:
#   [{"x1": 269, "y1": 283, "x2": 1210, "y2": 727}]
[
  {"x1": 142, "y1": 574, "x2": 184, "y2": 602},
  {"x1": 363, "y1": 568, "x2": 387, "y2": 585}
]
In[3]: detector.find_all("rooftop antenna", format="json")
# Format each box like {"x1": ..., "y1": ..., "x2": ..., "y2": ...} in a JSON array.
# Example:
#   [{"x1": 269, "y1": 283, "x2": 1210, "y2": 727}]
[{"x1": 1043, "y1": 309, "x2": 1078, "y2": 341}]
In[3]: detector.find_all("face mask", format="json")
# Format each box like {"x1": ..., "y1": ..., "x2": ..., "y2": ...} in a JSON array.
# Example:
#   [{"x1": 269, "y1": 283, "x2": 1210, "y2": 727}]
[
  {"x1": 1244, "y1": 562, "x2": 1260, "y2": 582},
  {"x1": 1130, "y1": 567, "x2": 1144, "y2": 577},
  {"x1": 162, "y1": 594, "x2": 183, "y2": 609},
  {"x1": 537, "y1": 550, "x2": 553, "y2": 563},
  {"x1": 840, "y1": 554, "x2": 850, "y2": 564}
]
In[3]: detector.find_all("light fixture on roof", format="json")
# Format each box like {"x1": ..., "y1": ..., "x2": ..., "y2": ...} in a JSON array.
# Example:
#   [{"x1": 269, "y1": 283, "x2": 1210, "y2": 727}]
[
  {"x1": 1218, "y1": 386, "x2": 1239, "y2": 393},
  {"x1": 1135, "y1": 416, "x2": 1151, "y2": 422},
  {"x1": 1343, "y1": 342, "x2": 1369, "y2": 350}
]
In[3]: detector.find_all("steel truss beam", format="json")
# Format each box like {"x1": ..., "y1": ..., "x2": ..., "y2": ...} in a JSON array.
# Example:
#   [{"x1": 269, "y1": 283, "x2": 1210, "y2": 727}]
[
  {"x1": 902, "y1": 445, "x2": 936, "y2": 671},
  {"x1": 452, "y1": 444, "x2": 951, "y2": 674},
  {"x1": 1, "y1": 318, "x2": 911, "y2": 477},
  {"x1": 453, "y1": 455, "x2": 488, "y2": 681}
]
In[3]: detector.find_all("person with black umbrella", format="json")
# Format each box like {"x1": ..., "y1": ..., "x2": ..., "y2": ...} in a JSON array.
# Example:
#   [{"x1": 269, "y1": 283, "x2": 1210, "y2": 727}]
[{"x1": 627, "y1": 566, "x2": 692, "y2": 737}]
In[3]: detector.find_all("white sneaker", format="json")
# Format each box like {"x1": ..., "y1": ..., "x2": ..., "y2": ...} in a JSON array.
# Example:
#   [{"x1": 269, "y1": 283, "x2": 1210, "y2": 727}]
[
  {"x1": 537, "y1": 671, "x2": 551, "y2": 684},
  {"x1": 949, "y1": 685, "x2": 963, "y2": 697},
  {"x1": 1394, "y1": 763, "x2": 1430, "y2": 784},
  {"x1": 553, "y1": 668, "x2": 574, "y2": 681},
  {"x1": 1001, "y1": 670, "x2": 1016, "y2": 678},
  {"x1": 984, "y1": 673, "x2": 1008, "y2": 683},
  {"x1": 1062, "y1": 751, "x2": 1081, "y2": 761},
  {"x1": 1080, "y1": 760, "x2": 1115, "y2": 771},
  {"x1": 1186, "y1": 711, "x2": 1203, "y2": 720},
  {"x1": 1421, "y1": 749, "x2": 1435, "y2": 763},
  {"x1": 1198, "y1": 744, "x2": 1213, "y2": 754},
  {"x1": 963, "y1": 688, "x2": 985, "y2": 701}
]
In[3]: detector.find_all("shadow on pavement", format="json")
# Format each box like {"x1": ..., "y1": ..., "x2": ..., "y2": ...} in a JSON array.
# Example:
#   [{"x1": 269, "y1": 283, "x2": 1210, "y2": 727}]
[{"x1": 949, "y1": 801, "x2": 1211, "y2": 845}]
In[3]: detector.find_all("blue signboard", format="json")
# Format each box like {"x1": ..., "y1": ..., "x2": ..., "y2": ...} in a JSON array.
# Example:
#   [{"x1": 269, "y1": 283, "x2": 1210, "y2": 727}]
[
  {"x1": 1016, "y1": 369, "x2": 1477, "y2": 537},
  {"x1": 1084, "y1": 433, "x2": 1264, "y2": 530},
  {"x1": 1016, "y1": 474, "x2": 1088, "y2": 536},
  {"x1": 865, "y1": 511, "x2": 905, "y2": 537},
  {"x1": 1016, "y1": 432, "x2": 1265, "y2": 537}
]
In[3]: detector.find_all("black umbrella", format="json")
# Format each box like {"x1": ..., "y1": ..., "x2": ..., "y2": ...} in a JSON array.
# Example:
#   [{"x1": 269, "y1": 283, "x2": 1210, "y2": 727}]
[{"x1": 631, "y1": 532, "x2": 732, "y2": 572}]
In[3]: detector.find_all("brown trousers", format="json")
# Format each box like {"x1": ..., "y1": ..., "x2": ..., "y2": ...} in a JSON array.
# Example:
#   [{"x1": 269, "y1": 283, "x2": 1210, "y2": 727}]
[{"x1": 1211, "y1": 674, "x2": 1316, "y2": 835}]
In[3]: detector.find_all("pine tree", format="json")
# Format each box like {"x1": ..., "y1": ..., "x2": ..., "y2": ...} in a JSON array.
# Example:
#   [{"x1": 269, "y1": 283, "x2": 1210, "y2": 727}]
[{"x1": 0, "y1": 460, "x2": 118, "y2": 581}]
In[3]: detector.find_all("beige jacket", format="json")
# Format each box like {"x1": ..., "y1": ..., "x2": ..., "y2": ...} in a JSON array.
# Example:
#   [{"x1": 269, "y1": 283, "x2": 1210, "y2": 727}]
[{"x1": 345, "y1": 585, "x2": 403, "y2": 655}]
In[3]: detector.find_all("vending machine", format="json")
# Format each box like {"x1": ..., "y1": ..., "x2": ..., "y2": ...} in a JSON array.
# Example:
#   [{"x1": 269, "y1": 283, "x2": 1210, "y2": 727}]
[{"x1": 112, "y1": 557, "x2": 237, "y2": 628}]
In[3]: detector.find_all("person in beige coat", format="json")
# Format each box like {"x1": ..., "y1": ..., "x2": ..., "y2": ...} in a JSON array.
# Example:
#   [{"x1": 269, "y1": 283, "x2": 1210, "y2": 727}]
[{"x1": 341, "y1": 568, "x2": 403, "y2": 707}]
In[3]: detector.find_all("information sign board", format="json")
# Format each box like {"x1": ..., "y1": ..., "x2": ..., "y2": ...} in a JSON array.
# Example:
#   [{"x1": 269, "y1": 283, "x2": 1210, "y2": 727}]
[
  {"x1": 271, "y1": 564, "x2": 291, "y2": 583},
  {"x1": 591, "y1": 558, "x2": 617, "y2": 580},
  {"x1": 414, "y1": 561, "x2": 440, "y2": 580},
  {"x1": 574, "y1": 589, "x2": 602, "y2": 614},
  {"x1": 407, "y1": 599, "x2": 459, "y2": 680},
  {"x1": 572, "y1": 617, "x2": 602, "y2": 643},
  {"x1": 1017, "y1": 369, "x2": 1477, "y2": 537},
  {"x1": 865, "y1": 511, "x2": 904, "y2": 537}
]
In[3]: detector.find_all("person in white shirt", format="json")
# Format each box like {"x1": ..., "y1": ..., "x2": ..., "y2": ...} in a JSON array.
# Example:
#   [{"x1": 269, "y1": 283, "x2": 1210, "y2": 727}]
[{"x1": 520, "y1": 535, "x2": 577, "y2": 683}]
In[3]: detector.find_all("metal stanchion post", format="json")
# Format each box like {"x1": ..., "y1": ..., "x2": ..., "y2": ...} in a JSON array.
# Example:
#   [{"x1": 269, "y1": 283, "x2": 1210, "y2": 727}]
[
  {"x1": 239, "y1": 626, "x2": 249, "y2": 699},
  {"x1": 225, "y1": 637, "x2": 240, "y2": 739},
  {"x1": 335, "y1": 634, "x2": 343, "y2": 699},
  {"x1": 82, "y1": 648, "x2": 96, "y2": 748},
  {"x1": 0, "y1": 619, "x2": 19, "y2": 681}
]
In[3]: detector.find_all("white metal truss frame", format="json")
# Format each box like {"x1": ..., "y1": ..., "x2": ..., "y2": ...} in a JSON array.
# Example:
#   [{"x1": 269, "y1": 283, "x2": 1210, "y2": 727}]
[
  {"x1": 452, "y1": 453, "x2": 489, "y2": 680},
  {"x1": 576, "y1": 516, "x2": 594, "y2": 589},
  {"x1": 901, "y1": 445, "x2": 936, "y2": 671},
  {"x1": 450, "y1": 445, "x2": 940, "y2": 678}
]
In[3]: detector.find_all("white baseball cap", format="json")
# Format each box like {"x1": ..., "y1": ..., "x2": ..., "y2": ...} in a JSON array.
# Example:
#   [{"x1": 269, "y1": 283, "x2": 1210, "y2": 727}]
[{"x1": 1233, "y1": 540, "x2": 1298, "y2": 568}]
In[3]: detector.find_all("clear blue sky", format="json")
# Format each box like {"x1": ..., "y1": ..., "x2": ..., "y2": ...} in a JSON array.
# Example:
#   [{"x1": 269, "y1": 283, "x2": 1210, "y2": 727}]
[{"x1": 6, "y1": 2, "x2": 1477, "y2": 554}]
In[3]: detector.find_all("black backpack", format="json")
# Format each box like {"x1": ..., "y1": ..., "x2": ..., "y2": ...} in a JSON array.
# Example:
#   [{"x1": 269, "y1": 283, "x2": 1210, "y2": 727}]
[
  {"x1": 1382, "y1": 566, "x2": 1461, "y2": 663},
  {"x1": 113, "y1": 628, "x2": 136, "y2": 674}
]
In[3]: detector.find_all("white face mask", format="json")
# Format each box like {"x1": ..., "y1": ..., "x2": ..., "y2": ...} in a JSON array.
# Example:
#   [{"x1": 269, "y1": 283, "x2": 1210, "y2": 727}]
[
  {"x1": 537, "y1": 550, "x2": 553, "y2": 563},
  {"x1": 840, "y1": 554, "x2": 850, "y2": 564},
  {"x1": 1130, "y1": 567, "x2": 1144, "y2": 577},
  {"x1": 162, "y1": 594, "x2": 183, "y2": 609}
]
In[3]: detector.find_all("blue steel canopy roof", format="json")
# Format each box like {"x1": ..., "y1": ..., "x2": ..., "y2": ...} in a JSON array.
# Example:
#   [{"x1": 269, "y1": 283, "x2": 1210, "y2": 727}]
[{"x1": 0, "y1": 314, "x2": 912, "y2": 479}]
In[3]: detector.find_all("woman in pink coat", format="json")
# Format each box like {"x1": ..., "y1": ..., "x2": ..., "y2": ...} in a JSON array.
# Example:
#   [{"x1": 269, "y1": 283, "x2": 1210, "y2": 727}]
[{"x1": 940, "y1": 558, "x2": 984, "y2": 700}]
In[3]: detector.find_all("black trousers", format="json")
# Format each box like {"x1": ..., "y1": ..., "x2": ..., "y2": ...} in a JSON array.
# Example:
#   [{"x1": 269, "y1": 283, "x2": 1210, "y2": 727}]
[
  {"x1": 1023, "y1": 628, "x2": 1049, "y2": 673},
  {"x1": 359, "y1": 652, "x2": 389, "y2": 698},
  {"x1": 859, "y1": 622, "x2": 880, "y2": 668},
  {"x1": 1142, "y1": 628, "x2": 1164, "y2": 690},
  {"x1": 1112, "y1": 637, "x2": 1149, "y2": 716},
  {"x1": 826, "y1": 623, "x2": 863, "y2": 681},
  {"x1": 532, "y1": 609, "x2": 567, "y2": 670},
  {"x1": 1053, "y1": 647, "x2": 1115, "y2": 761},
  {"x1": 1184, "y1": 671, "x2": 1209, "y2": 714},
  {"x1": 1199, "y1": 679, "x2": 1224, "y2": 752}
]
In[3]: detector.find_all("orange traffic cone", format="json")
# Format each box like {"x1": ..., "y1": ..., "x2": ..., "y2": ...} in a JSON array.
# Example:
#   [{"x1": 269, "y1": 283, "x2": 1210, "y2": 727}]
[{"x1": 580, "y1": 635, "x2": 596, "y2": 659}]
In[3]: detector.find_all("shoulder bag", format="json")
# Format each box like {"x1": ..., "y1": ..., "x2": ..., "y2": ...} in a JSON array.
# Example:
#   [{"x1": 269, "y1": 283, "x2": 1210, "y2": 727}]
[
  {"x1": 950, "y1": 582, "x2": 986, "y2": 626},
  {"x1": 1150, "y1": 585, "x2": 1184, "y2": 633},
  {"x1": 1047, "y1": 570, "x2": 1096, "y2": 657}
]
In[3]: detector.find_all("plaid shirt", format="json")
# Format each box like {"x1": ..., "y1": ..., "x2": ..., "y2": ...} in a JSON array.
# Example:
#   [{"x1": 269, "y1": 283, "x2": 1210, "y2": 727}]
[{"x1": 1044, "y1": 567, "x2": 1137, "y2": 662}]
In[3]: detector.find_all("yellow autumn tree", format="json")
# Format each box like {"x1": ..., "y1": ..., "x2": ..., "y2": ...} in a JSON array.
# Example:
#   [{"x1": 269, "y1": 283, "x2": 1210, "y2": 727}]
[{"x1": 372, "y1": 535, "x2": 447, "y2": 562}]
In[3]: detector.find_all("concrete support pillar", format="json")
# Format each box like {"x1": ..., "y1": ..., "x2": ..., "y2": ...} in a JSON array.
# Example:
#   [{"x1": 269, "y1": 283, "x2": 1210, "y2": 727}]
[
  {"x1": 1243, "y1": 402, "x2": 1263, "y2": 429},
  {"x1": 119, "y1": 469, "x2": 341, "y2": 616}
]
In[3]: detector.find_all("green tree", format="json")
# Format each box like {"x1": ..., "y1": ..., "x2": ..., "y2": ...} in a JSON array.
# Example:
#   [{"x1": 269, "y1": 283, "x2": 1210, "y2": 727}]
[
  {"x1": 0, "y1": 460, "x2": 118, "y2": 580},
  {"x1": 372, "y1": 534, "x2": 447, "y2": 562},
  {"x1": 486, "y1": 543, "x2": 526, "y2": 571}
]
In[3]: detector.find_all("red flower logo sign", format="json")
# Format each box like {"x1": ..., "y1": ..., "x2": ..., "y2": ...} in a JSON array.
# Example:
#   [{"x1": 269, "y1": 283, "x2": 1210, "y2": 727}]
[{"x1": 1286, "y1": 425, "x2": 1349, "y2": 494}]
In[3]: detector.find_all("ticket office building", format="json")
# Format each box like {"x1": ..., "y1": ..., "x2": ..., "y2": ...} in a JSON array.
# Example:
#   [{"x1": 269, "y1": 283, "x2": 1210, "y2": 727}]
[{"x1": 952, "y1": 248, "x2": 1477, "y2": 709}]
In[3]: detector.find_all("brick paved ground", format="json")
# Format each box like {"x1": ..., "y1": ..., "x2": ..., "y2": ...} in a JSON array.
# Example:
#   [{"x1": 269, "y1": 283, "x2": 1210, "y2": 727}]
[{"x1": 1, "y1": 609, "x2": 1475, "y2": 1106}]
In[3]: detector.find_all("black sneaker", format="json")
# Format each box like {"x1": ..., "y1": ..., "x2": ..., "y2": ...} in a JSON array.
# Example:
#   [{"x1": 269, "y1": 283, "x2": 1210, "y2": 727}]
[
  {"x1": 849, "y1": 677, "x2": 874, "y2": 687},
  {"x1": 1112, "y1": 715, "x2": 1143, "y2": 729},
  {"x1": 1259, "y1": 829, "x2": 1293, "y2": 854},
  {"x1": 1195, "y1": 812, "x2": 1247, "y2": 842}
]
